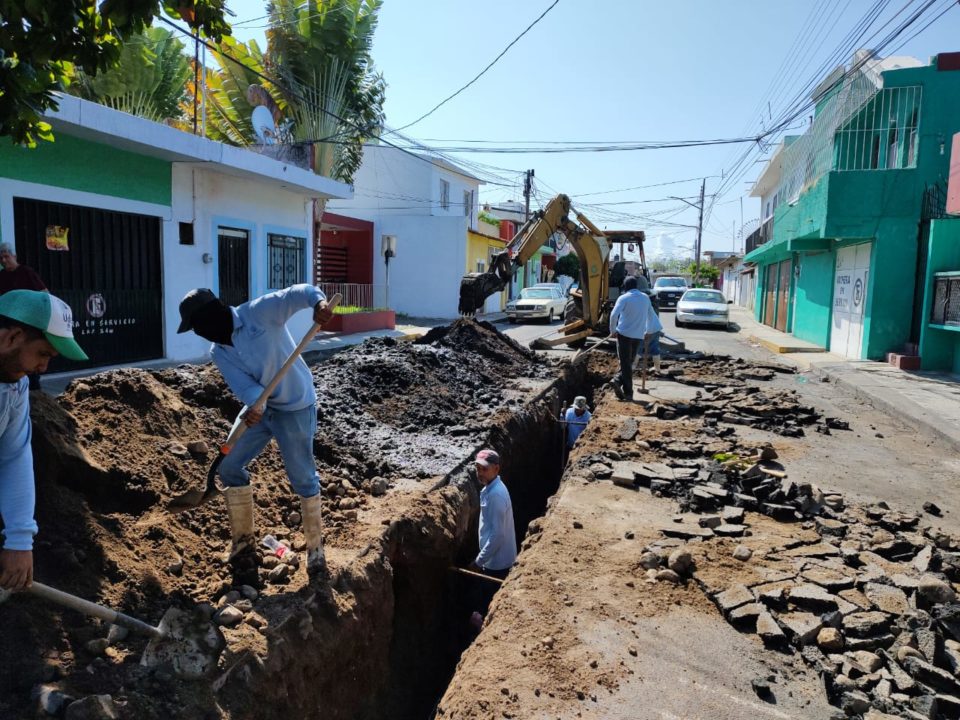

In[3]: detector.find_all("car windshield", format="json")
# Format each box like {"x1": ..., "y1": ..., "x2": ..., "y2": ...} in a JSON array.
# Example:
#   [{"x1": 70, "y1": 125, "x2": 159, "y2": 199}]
[
  {"x1": 520, "y1": 289, "x2": 553, "y2": 299},
  {"x1": 683, "y1": 291, "x2": 725, "y2": 303},
  {"x1": 655, "y1": 278, "x2": 686, "y2": 288}
]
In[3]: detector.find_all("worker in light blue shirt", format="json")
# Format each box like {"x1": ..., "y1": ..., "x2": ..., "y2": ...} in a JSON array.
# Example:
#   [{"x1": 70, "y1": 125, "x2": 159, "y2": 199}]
[
  {"x1": 470, "y1": 449, "x2": 516, "y2": 576},
  {"x1": 0, "y1": 290, "x2": 88, "y2": 591},
  {"x1": 564, "y1": 396, "x2": 591, "y2": 449},
  {"x1": 608, "y1": 276, "x2": 663, "y2": 401},
  {"x1": 177, "y1": 284, "x2": 333, "y2": 579}
]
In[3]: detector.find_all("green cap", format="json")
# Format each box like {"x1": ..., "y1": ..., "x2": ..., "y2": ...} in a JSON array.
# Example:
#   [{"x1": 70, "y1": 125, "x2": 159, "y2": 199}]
[{"x1": 0, "y1": 290, "x2": 88, "y2": 361}]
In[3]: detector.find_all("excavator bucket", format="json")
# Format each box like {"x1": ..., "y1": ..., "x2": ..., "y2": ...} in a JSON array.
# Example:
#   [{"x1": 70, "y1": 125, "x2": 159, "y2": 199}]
[{"x1": 459, "y1": 271, "x2": 504, "y2": 316}]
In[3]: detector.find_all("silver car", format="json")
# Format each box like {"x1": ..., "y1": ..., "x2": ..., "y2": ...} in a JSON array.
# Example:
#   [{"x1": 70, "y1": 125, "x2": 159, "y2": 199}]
[
  {"x1": 675, "y1": 289, "x2": 732, "y2": 329},
  {"x1": 506, "y1": 286, "x2": 566, "y2": 323}
]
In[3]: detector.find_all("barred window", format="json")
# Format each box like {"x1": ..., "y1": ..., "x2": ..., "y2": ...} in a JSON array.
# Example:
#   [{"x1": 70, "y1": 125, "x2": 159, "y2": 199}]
[{"x1": 269, "y1": 233, "x2": 305, "y2": 288}]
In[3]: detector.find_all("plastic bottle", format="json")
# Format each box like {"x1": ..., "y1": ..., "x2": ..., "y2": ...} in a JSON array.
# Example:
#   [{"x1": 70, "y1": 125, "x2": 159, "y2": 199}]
[{"x1": 261, "y1": 534, "x2": 292, "y2": 560}]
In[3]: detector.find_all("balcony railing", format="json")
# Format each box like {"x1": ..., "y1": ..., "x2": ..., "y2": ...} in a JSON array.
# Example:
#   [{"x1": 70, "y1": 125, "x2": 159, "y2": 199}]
[{"x1": 318, "y1": 283, "x2": 377, "y2": 309}]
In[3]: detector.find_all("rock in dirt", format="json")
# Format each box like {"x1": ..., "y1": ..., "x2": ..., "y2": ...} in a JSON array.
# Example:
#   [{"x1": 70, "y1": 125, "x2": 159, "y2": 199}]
[
  {"x1": 778, "y1": 612, "x2": 824, "y2": 646},
  {"x1": 84, "y1": 639, "x2": 109, "y2": 656},
  {"x1": 923, "y1": 502, "x2": 942, "y2": 516},
  {"x1": 216, "y1": 606, "x2": 244, "y2": 627},
  {"x1": 918, "y1": 575, "x2": 956, "y2": 604},
  {"x1": 864, "y1": 583, "x2": 910, "y2": 615},
  {"x1": 667, "y1": 548, "x2": 693, "y2": 575},
  {"x1": 638, "y1": 551, "x2": 661, "y2": 570},
  {"x1": 839, "y1": 690, "x2": 871, "y2": 715},
  {"x1": 733, "y1": 545, "x2": 753, "y2": 561},
  {"x1": 64, "y1": 695, "x2": 118, "y2": 720},
  {"x1": 32, "y1": 685, "x2": 73, "y2": 716},
  {"x1": 106, "y1": 624, "x2": 128, "y2": 644},
  {"x1": 655, "y1": 569, "x2": 681, "y2": 584},
  {"x1": 751, "y1": 677, "x2": 772, "y2": 699},
  {"x1": 716, "y1": 584, "x2": 754, "y2": 613},
  {"x1": 756, "y1": 612, "x2": 786, "y2": 645},
  {"x1": 817, "y1": 627, "x2": 844, "y2": 652}
]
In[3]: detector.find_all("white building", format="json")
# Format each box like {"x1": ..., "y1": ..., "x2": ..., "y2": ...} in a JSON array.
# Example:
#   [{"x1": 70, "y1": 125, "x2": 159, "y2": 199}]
[{"x1": 326, "y1": 144, "x2": 483, "y2": 318}]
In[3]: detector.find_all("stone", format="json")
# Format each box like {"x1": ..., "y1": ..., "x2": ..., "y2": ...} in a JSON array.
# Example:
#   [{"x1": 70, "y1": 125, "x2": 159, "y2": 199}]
[
  {"x1": 778, "y1": 612, "x2": 823, "y2": 646},
  {"x1": 911, "y1": 694, "x2": 939, "y2": 719},
  {"x1": 817, "y1": 627, "x2": 844, "y2": 652},
  {"x1": 239, "y1": 585, "x2": 259, "y2": 601},
  {"x1": 916, "y1": 627, "x2": 939, "y2": 663},
  {"x1": 64, "y1": 695, "x2": 118, "y2": 720},
  {"x1": 864, "y1": 582, "x2": 910, "y2": 615},
  {"x1": 943, "y1": 639, "x2": 960, "y2": 675},
  {"x1": 923, "y1": 502, "x2": 942, "y2": 516},
  {"x1": 655, "y1": 569, "x2": 681, "y2": 584},
  {"x1": 667, "y1": 549, "x2": 693, "y2": 575},
  {"x1": 722, "y1": 506, "x2": 746, "y2": 524},
  {"x1": 733, "y1": 545, "x2": 753, "y2": 561},
  {"x1": 268, "y1": 564, "x2": 290, "y2": 583},
  {"x1": 913, "y1": 545, "x2": 934, "y2": 573},
  {"x1": 815, "y1": 517, "x2": 847, "y2": 537},
  {"x1": 781, "y1": 542, "x2": 840, "y2": 558},
  {"x1": 838, "y1": 588, "x2": 872, "y2": 611},
  {"x1": 715, "y1": 584, "x2": 754, "y2": 613},
  {"x1": 801, "y1": 568, "x2": 855, "y2": 592},
  {"x1": 84, "y1": 639, "x2": 109, "y2": 656},
  {"x1": 660, "y1": 525, "x2": 714, "y2": 540},
  {"x1": 33, "y1": 685, "x2": 73, "y2": 716},
  {"x1": 843, "y1": 611, "x2": 891, "y2": 638},
  {"x1": 750, "y1": 677, "x2": 772, "y2": 698},
  {"x1": 898, "y1": 646, "x2": 923, "y2": 663},
  {"x1": 216, "y1": 606, "x2": 244, "y2": 627},
  {"x1": 590, "y1": 463, "x2": 613, "y2": 479},
  {"x1": 918, "y1": 575, "x2": 956, "y2": 604},
  {"x1": 261, "y1": 555, "x2": 280, "y2": 570},
  {"x1": 616, "y1": 418, "x2": 639, "y2": 441},
  {"x1": 288, "y1": 511, "x2": 302, "y2": 526},
  {"x1": 638, "y1": 552, "x2": 662, "y2": 570},
  {"x1": 106, "y1": 625, "x2": 128, "y2": 644},
  {"x1": 167, "y1": 442, "x2": 190, "y2": 458},
  {"x1": 698, "y1": 515, "x2": 722, "y2": 529},
  {"x1": 844, "y1": 634, "x2": 895, "y2": 651},
  {"x1": 370, "y1": 477, "x2": 389, "y2": 496},
  {"x1": 729, "y1": 603, "x2": 763, "y2": 626},
  {"x1": 714, "y1": 524, "x2": 747, "y2": 537},
  {"x1": 788, "y1": 583, "x2": 839, "y2": 611},
  {"x1": 864, "y1": 710, "x2": 901, "y2": 720},
  {"x1": 186, "y1": 440, "x2": 208, "y2": 455},
  {"x1": 902, "y1": 656, "x2": 960, "y2": 695},
  {"x1": 839, "y1": 690, "x2": 871, "y2": 715},
  {"x1": 756, "y1": 612, "x2": 786, "y2": 645},
  {"x1": 847, "y1": 650, "x2": 882, "y2": 673}
]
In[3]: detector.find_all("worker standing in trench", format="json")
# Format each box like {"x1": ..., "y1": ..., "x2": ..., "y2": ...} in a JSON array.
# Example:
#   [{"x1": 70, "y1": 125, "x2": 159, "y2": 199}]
[
  {"x1": 468, "y1": 449, "x2": 517, "y2": 629},
  {"x1": 176, "y1": 285, "x2": 333, "y2": 582},
  {"x1": 0, "y1": 290, "x2": 88, "y2": 592},
  {"x1": 609, "y1": 276, "x2": 663, "y2": 401}
]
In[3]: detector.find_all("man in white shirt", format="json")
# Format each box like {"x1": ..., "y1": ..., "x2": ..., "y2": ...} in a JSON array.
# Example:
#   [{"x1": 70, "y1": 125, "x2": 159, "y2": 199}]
[{"x1": 608, "y1": 276, "x2": 663, "y2": 401}]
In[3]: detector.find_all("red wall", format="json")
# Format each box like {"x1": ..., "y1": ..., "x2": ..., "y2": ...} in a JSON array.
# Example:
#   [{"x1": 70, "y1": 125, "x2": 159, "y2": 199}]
[{"x1": 319, "y1": 229, "x2": 373, "y2": 284}]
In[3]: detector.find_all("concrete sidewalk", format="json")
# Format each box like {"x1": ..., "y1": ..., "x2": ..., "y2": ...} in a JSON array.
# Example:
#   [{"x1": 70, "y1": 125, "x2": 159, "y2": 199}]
[{"x1": 730, "y1": 305, "x2": 960, "y2": 452}]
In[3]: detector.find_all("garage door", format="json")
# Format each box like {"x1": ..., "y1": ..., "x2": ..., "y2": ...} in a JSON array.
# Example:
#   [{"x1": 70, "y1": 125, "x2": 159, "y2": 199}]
[
  {"x1": 13, "y1": 197, "x2": 163, "y2": 372},
  {"x1": 830, "y1": 242, "x2": 871, "y2": 359}
]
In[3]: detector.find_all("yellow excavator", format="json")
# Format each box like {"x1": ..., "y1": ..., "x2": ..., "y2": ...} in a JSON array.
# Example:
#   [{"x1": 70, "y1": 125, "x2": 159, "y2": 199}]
[{"x1": 458, "y1": 193, "x2": 651, "y2": 349}]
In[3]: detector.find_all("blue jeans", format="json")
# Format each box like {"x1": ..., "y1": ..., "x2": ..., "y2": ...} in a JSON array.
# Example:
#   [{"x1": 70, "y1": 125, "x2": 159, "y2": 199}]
[{"x1": 218, "y1": 405, "x2": 321, "y2": 498}]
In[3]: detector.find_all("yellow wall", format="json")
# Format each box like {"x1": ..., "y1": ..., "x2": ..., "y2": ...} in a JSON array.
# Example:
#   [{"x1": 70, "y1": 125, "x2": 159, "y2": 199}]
[{"x1": 466, "y1": 230, "x2": 507, "y2": 310}]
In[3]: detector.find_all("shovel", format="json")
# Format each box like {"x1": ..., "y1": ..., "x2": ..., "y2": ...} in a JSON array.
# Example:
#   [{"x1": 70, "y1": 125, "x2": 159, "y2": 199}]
[
  {"x1": 572, "y1": 333, "x2": 616, "y2": 362},
  {"x1": 3, "y1": 582, "x2": 225, "y2": 678},
  {"x1": 168, "y1": 293, "x2": 342, "y2": 513}
]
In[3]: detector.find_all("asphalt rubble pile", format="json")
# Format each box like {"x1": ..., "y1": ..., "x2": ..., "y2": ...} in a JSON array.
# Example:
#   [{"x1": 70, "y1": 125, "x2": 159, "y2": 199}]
[
  {"x1": 6, "y1": 318, "x2": 552, "y2": 720},
  {"x1": 578, "y1": 352, "x2": 960, "y2": 720}
]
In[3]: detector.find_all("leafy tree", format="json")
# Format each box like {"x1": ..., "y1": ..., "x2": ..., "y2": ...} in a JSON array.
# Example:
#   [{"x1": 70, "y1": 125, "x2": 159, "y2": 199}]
[
  {"x1": 684, "y1": 261, "x2": 720, "y2": 286},
  {"x1": 0, "y1": 0, "x2": 231, "y2": 146},
  {"x1": 555, "y1": 252, "x2": 580, "y2": 281},
  {"x1": 67, "y1": 27, "x2": 191, "y2": 123}
]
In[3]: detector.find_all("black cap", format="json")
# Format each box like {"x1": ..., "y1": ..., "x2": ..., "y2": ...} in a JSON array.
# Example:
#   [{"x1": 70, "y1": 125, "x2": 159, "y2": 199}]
[
  {"x1": 623, "y1": 276, "x2": 639, "y2": 291},
  {"x1": 177, "y1": 288, "x2": 218, "y2": 333}
]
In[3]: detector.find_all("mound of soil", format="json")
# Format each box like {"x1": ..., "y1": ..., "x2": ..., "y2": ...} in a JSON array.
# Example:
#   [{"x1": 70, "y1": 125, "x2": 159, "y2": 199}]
[{"x1": 0, "y1": 319, "x2": 551, "y2": 720}]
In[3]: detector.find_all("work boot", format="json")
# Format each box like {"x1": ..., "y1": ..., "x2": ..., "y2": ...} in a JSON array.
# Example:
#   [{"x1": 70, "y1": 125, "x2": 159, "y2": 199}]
[
  {"x1": 653, "y1": 355, "x2": 662, "y2": 374},
  {"x1": 300, "y1": 493, "x2": 328, "y2": 577},
  {"x1": 610, "y1": 381, "x2": 624, "y2": 400},
  {"x1": 223, "y1": 486, "x2": 258, "y2": 586}
]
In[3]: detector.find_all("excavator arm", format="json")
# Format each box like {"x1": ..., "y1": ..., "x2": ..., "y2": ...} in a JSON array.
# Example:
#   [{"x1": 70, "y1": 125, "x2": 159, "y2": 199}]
[{"x1": 459, "y1": 194, "x2": 610, "y2": 318}]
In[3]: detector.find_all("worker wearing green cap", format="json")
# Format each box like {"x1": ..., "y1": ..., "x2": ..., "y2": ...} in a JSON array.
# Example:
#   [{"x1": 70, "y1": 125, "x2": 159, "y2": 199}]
[{"x1": 0, "y1": 290, "x2": 87, "y2": 591}]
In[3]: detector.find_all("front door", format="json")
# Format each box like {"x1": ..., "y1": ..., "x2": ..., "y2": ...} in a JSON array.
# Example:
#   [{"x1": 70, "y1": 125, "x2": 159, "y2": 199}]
[
  {"x1": 763, "y1": 264, "x2": 777, "y2": 326},
  {"x1": 218, "y1": 227, "x2": 249, "y2": 308},
  {"x1": 830, "y1": 242, "x2": 871, "y2": 358}
]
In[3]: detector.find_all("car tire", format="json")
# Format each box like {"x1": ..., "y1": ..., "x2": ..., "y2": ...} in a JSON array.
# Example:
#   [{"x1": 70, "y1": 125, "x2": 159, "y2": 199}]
[
  {"x1": 548, "y1": 309, "x2": 555, "y2": 323},
  {"x1": 675, "y1": 318, "x2": 684, "y2": 328}
]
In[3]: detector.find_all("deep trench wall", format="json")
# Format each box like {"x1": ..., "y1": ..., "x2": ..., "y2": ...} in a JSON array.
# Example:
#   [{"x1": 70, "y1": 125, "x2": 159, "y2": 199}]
[{"x1": 214, "y1": 361, "x2": 591, "y2": 720}]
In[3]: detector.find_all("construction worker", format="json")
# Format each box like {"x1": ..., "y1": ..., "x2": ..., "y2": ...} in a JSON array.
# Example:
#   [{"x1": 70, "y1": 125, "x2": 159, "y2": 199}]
[
  {"x1": 564, "y1": 396, "x2": 591, "y2": 449},
  {"x1": 176, "y1": 284, "x2": 333, "y2": 578},
  {"x1": 609, "y1": 276, "x2": 663, "y2": 401},
  {"x1": 0, "y1": 243, "x2": 48, "y2": 391},
  {"x1": 0, "y1": 290, "x2": 88, "y2": 591}
]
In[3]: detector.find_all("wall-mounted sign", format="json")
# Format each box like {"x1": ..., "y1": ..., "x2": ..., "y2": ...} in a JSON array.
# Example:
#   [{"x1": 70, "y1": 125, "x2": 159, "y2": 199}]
[
  {"x1": 45, "y1": 225, "x2": 69, "y2": 251},
  {"x1": 86, "y1": 293, "x2": 106, "y2": 319}
]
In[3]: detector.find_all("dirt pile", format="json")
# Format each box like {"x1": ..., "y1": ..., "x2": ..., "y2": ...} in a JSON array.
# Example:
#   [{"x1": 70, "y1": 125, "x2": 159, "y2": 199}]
[{"x1": 1, "y1": 319, "x2": 552, "y2": 720}]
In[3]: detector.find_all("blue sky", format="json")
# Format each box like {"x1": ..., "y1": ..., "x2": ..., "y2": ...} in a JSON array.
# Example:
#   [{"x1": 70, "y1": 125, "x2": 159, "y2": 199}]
[{"x1": 224, "y1": 0, "x2": 959, "y2": 258}]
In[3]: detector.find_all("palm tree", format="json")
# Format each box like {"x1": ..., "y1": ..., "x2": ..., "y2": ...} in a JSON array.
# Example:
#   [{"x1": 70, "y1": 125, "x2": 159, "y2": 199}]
[
  {"x1": 265, "y1": 0, "x2": 386, "y2": 184},
  {"x1": 68, "y1": 27, "x2": 192, "y2": 124}
]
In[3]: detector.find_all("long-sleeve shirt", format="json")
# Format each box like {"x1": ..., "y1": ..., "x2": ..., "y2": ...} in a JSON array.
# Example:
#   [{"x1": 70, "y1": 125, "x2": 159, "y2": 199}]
[
  {"x1": 476, "y1": 476, "x2": 517, "y2": 572},
  {"x1": 211, "y1": 284, "x2": 325, "y2": 413},
  {"x1": 609, "y1": 289, "x2": 663, "y2": 340},
  {"x1": 0, "y1": 378, "x2": 37, "y2": 551},
  {"x1": 564, "y1": 407, "x2": 591, "y2": 448},
  {"x1": 0, "y1": 265, "x2": 46, "y2": 294}
]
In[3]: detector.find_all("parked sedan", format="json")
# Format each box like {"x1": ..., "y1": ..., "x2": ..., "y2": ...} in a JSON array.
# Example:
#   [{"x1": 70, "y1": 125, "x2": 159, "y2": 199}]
[
  {"x1": 675, "y1": 289, "x2": 732, "y2": 329},
  {"x1": 506, "y1": 287, "x2": 566, "y2": 323}
]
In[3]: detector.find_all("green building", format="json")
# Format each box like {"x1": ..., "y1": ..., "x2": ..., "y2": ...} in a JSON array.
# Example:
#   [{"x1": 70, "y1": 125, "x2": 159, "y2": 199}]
[{"x1": 745, "y1": 51, "x2": 960, "y2": 366}]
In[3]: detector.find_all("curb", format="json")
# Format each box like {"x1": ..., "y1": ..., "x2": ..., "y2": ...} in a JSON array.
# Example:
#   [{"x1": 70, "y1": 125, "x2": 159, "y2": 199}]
[
  {"x1": 809, "y1": 364, "x2": 960, "y2": 454},
  {"x1": 748, "y1": 334, "x2": 827, "y2": 355}
]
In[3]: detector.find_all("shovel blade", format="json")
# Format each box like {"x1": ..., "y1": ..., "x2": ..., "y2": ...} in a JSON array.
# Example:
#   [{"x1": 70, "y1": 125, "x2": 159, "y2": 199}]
[{"x1": 166, "y1": 487, "x2": 220, "y2": 513}]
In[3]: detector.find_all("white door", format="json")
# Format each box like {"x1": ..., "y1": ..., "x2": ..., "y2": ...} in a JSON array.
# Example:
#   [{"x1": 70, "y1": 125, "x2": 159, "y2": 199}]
[{"x1": 830, "y1": 242, "x2": 871, "y2": 358}]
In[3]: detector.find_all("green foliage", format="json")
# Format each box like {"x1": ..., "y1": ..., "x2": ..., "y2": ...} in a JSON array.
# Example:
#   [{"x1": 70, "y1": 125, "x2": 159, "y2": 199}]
[
  {"x1": 685, "y1": 261, "x2": 720, "y2": 285},
  {"x1": 478, "y1": 210, "x2": 500, "y2": 227},
  {"x1": 555, "y1": 252, "x2": 580, "y2": 280},
  {"x1": 334, "y1": 304, "x2": 385, "y2": 314},
  {"x1": 0, "y1": 0, "x2": 230, "y2": 146},
  {"x1": 68, "y1": 27, "x2": 191, "y2": 123},
  {"x1": 650, "y1": 257, "x2": 689, "y2": 273}
]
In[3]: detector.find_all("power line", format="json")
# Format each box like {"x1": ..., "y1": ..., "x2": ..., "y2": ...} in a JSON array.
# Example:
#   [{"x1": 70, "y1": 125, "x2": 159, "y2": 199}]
[{"x1": 390, "y1": 0, "x2": 561, "y2": 132}]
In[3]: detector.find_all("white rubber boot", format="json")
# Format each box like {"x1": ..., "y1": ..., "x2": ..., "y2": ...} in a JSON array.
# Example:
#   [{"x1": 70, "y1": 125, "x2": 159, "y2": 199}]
[
  {"x1": 223, "y1": 485, "x2": 255, "y2": 561},
  {"x1": 301, "y1": 493, "x2": 328, "y2": 577},
  {"x1": 653, "y1": 355, "x2": 662, "y2": 374}
]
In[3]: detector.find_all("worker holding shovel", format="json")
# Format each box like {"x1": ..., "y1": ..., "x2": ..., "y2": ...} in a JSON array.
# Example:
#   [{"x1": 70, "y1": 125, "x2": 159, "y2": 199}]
[
  {"x1": 0, "y1": 290, "x2": 88, "y2": 592},
  {"x1": 177, "y1": 284, "x2": 334, "y2": 581},
  {"x1": 608, "y1": 276, "x2": 663, "y2": 401}
]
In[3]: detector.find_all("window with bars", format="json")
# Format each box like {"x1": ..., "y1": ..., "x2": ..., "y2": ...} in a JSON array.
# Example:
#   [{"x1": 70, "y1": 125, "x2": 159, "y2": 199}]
[
  {"x1": 268, "y1": 233, "x2": 305, "y2": 288},
  {"x1": 440, "y1": 179, "x2": 450, "y2": 211},
  {"x1": 930, "y1": 274, "x2": 960, "y2": 327}
]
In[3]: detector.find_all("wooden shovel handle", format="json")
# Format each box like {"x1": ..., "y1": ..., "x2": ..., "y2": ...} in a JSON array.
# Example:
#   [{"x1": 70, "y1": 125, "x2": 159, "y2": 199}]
[{"x1": 29, "y1": 582, "x2": 163, "y2": 638}]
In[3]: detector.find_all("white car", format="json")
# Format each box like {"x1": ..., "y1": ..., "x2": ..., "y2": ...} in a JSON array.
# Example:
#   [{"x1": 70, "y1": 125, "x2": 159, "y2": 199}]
[
  {"x1": 506, "y1": 286, "x2": 566, "y2": 323},
  {"x1": 675, "y1": 289, "x2": 732, "y2": 329}
]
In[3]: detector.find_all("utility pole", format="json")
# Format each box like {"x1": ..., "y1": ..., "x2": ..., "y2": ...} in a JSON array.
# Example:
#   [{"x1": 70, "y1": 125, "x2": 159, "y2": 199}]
[
  {"x1": 523, "y1": 169, "x2": 535, "y2": 222},
  {"x1": 694, "y1": 178, "x2": 705, "y2": 286}
]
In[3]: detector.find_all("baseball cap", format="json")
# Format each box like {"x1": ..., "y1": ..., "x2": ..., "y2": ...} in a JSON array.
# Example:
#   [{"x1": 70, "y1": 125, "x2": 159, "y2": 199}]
[
  {"x1": 475, "y1": 449, "x2": 500, "y2": 467},
  {"x1": 573, "y1": 396, "x2": 587, "y2": 409},
  {"x1": 0, "y1": 290, "x2": 88, "y2": 361},
  {"x1": 177, "y1": 288, "x2": 218, "y2": 333}
]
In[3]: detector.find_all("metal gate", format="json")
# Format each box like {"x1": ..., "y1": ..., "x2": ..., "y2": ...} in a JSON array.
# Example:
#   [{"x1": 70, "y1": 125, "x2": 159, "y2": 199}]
[
  {"x1": 775, "y1": 260, "x2": 791, "y2": 332},
  {"x1": 12, "y1": 197, "x2": 163, "y2": 372},
  {"x1": 217, "y1": 227, "x2": 249, "y2": 308}
]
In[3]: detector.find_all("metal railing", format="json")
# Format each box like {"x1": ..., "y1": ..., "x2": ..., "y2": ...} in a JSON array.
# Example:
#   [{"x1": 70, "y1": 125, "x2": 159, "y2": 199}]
[
  {"x1": 833, "y1": 85, "x2": 922, "y2": 172},
  {"x1": 318, "y1": 282, "x2": 376, "y2": 309}
]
